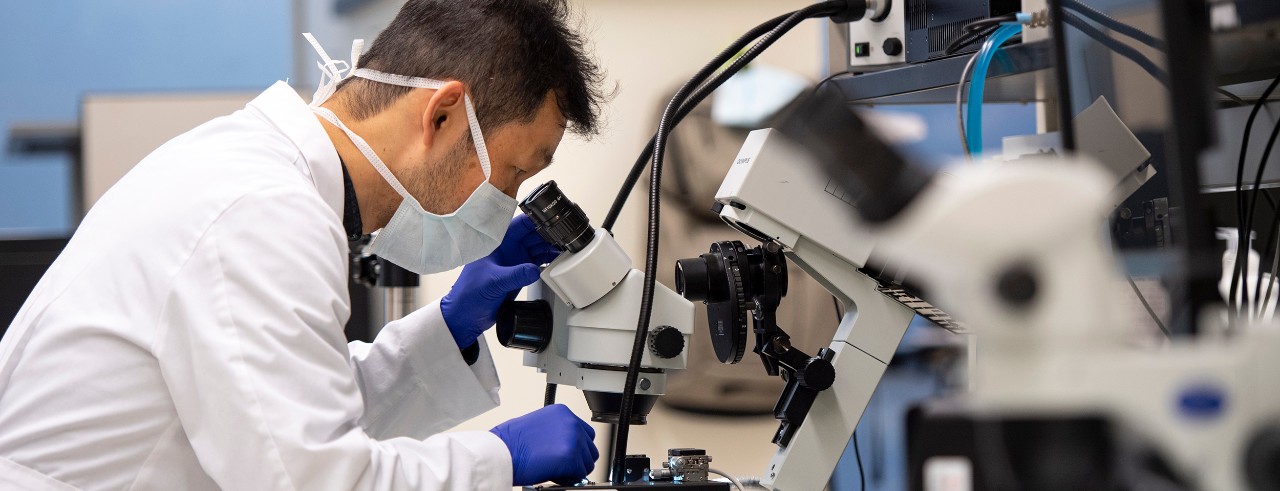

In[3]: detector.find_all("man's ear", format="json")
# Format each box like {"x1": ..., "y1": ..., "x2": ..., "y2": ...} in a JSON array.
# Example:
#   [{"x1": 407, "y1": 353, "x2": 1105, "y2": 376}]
[{"x1": 421, "y1": 81, "x2": 468, "y2": 151}]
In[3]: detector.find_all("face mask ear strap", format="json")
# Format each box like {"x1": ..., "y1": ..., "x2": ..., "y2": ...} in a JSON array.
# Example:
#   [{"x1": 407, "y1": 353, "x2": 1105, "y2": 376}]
[
  {"x1": 350, "y1": 68, "x2": 493, "y2": 179},
  {"x1": 350, "y1": 39, "x2": 365, "y2": 71},
  {"x1": 461, "y1": 95, "x2": 492, "y2": 179},
  {"x1": 313, "y1": 107, "x2": 418, "y2": 206}
]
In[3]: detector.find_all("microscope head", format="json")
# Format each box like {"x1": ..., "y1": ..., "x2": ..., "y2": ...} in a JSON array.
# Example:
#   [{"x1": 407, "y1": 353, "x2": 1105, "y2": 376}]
[{"x1": 497, "y1": 181, "x2": 694, "y2": 424}]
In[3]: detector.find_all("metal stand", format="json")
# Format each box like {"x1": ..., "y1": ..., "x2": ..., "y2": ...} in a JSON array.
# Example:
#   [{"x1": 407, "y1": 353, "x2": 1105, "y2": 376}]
[
  {"x1": 351, "y1": 248, "x2": 420, "y2": 328},
  {"x1": 377, "y1": 258, "x2": 419, "y2": 323}
]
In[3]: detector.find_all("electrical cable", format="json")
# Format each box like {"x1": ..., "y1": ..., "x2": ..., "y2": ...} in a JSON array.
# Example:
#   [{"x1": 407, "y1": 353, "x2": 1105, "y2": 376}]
[
  {"x1": 1230, "y1": 73, "x2": 1280, "y2": 322},
  {"x1": 957, "y1": 52, "x2": 981, "y2": 157},
  {"x1": 1240, "y1": 79, "x2": 1280, "y2": 305},
  {"x1": 598, "y1": 10, "x2": 796, "y2": 232},
  {"x1": 1060, "y1": 0, "x2": 1165, "y2": 51},
  {"x1": 1250, "y1": 191, "x2": 1280, "y2": 316},
  {"x1": 1241, "y1": 108, "x2": 1280, "y2": 321},
  {"x1": 1217, "y1": 87, "x2": 1276, "y2": 128},
  {"x1": 1217, "y1": 88, "x2": 1249, "y2": 108},
  {"x1": 965, "y1": 23, "x2": 1023, "y2": 155},
  {"x1": 853, "y1": 430, "x2": 865, "y2": 491},
  {"x1": 601, "y1": 8, "x2": 859, "y2": 234},
  {"x1": 608, "y1": 3, "x2": 847, "y2": 481},
  {"x1": 1060, "y1": 10, "x2": 1169, "y2": 84},
  {"x1": 1047, "y1": 0, "x2": 1076, "y2": 152},
  {"x1": 1261, "y1": 209, "x2": 1280, "y2": 320},
  {"x1": 962, "y1": 14, "x2": 1019, "y2": 34},
  {"x1": 543, "y1": 383, "x2": 556, "y2": 406},
  {"x1": 946, "y1": 24, "x2": 1001, "y2": 55},
  {"x1": 816, "y1": 70, "x2": 854, "y2": 91},
  {"x1": 1126, "y1": 275, "x2": 1171, "y2": 338},
  {"x1": 707, "y1": 468, "x2": 746, "y2": 491}
]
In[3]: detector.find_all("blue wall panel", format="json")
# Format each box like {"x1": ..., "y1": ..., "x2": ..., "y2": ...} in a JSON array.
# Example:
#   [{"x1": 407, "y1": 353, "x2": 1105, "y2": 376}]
[{"x1": 0, "y1": 0, "x2": 291, "y2": 237}]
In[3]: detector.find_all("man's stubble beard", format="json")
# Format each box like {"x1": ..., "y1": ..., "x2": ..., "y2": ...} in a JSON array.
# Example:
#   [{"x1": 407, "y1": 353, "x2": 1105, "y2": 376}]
[{"x1": 409, "y1": 136, "x2": 476, "y2": 215}]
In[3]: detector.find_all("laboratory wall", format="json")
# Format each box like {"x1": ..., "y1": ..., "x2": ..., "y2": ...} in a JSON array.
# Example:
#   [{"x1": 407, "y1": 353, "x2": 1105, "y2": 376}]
[{"x1": 0, "y1": 0, "x2": 291, "y2": 237}]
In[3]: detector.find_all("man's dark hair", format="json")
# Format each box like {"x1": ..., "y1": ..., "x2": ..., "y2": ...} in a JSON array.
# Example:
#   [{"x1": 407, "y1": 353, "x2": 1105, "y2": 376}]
[{"x1": 337, "y1": 0, "x2": 605, "y2": 137}]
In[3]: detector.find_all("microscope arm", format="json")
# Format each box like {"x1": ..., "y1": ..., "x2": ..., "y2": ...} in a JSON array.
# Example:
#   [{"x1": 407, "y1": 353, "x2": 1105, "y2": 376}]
[{"x1": 758, "y1": 240, "x2": 917, "y2": 491}]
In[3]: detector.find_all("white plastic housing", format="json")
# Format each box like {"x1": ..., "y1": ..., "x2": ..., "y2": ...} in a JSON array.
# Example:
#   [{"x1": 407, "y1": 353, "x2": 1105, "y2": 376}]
[
  {"x1": 540, "y1": 228, "x2": 632, "y2": 309},
  {"x1": 523, "y1": 269, "x2": 694, "y2": 395}
]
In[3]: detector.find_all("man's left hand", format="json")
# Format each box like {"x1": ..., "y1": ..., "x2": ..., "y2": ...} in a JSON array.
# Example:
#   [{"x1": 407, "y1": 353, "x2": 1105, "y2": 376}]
[{"x1": 440, "y1": 215, "x2": 560, "y2": 349}]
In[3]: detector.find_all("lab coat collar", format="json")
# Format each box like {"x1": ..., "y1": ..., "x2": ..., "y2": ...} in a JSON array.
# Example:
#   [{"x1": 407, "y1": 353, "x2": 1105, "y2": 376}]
[{"x1": 246, "y1": 81, "x2": 344, "y2": 220}]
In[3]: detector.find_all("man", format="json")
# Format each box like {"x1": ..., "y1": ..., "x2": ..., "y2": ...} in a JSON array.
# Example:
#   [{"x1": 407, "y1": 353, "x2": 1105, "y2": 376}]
[{"x1": 0, "y1": 1, "x2": 606, "y2": 489}]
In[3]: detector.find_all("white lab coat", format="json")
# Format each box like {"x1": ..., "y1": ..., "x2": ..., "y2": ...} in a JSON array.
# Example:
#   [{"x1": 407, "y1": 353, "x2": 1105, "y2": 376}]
[{"x1": 0, "y1": 82, "x2": 512, "y2": 490}]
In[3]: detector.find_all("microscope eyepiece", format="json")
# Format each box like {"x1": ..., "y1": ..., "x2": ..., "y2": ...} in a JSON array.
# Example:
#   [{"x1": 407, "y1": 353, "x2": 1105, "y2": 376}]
[{"x1": 520, "y1": 180, "x2": 594, "y2": 254}]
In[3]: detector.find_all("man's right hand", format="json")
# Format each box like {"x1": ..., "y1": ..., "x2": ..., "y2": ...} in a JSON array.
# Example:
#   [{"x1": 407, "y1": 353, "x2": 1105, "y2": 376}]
[{"x1": 490, "y1": 404, "x2": 598, "y2": 486}]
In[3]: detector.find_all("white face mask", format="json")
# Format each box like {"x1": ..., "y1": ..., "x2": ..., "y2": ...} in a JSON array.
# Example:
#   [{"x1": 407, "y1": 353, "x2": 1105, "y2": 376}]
[{"x1": 303, "y1": 33, "x2": 517, "y2": 275}]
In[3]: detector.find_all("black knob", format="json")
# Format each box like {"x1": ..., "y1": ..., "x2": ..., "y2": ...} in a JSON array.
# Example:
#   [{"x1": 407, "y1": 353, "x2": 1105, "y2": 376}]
[
  {"x1": 496, "y1": 300, "x2": 552, "y2": 352},
  {"x1": 649, "y1": 326, "x2": 685, "y2": 359},
  {"x1": 882, "y1": 37, "x2": 903, "y2": 57},
  {"x1": 795, "y1": 358, "x2": 835, "y2": 391}
]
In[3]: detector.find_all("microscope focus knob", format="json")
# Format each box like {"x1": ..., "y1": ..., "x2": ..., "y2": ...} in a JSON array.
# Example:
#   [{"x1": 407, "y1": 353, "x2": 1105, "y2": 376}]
[
  {"x1": 794, "y1": 358, "x2": 836, "y2": 391},
  {"x1": 649, "y1": 326, "x2": 684, "y2": 359},
  {"x1": 496, "y1": 300, "x2": 552, "y2": 353}
]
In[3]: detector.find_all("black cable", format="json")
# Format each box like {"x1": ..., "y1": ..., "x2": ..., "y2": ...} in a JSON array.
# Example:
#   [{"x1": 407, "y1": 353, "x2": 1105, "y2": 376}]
[
  {"x1": 1253, "y1": 191, "x2": 1280, "y2": 309},
  {"x1": 1061, "y1": 0, "x2": 1165, "y2": 51},
  {"x1": 1047, "y1": 0, "x2": 1076, "y2": 152},
  {"x1": 1230, "y1": 73, "x2": 1280, "y2": 320},
  {"x1": 1217, "y1": 88, "x2": 1248, "y2": 108},
  {"x1": 543, "y1": 383, "x2": 557, "y2": 406},
  {"x1": 609, "y1": 4, "x2": 845, "y2": 481},
  {"x1": 946, "y1": 24, "x2": 1000, "y2": 55},
  {"x1": 1260, "y1": 194, "x2": 1280, "y2": 319},
  {"x1": 1061, "y1": 10, "x2": 1169, "y2": 84},
  {"x1": 963, "y1": 14, "x2": 1018, "y2": 33},
  {"x1": 853, "y1": 430, "x2": 865, "y2": 491},
  {"x1": 598, "y1": 10, "x2": 794, "y2": 232},
  {"x1": 601, "y1": 8, "x2": 857, "y2": 234},
  {"x1": 1126, "y1": 275, "x2": 1171, "y2": 338},
  {"x1": 816, "y1": 70, "x2": 854, "y2": 91},
  {"x1": 1241, "y1": 102, "x2": 1280, "y2": 320}
]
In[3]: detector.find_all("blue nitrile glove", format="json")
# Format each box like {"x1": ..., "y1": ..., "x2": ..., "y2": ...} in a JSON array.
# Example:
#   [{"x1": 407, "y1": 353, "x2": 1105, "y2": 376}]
[
  {"x1": 491, "y1": 404, "x2": 599, "y2": 486},
  {"x1": 441, "y1": 215, "x2": 561, "y2": 349}
]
